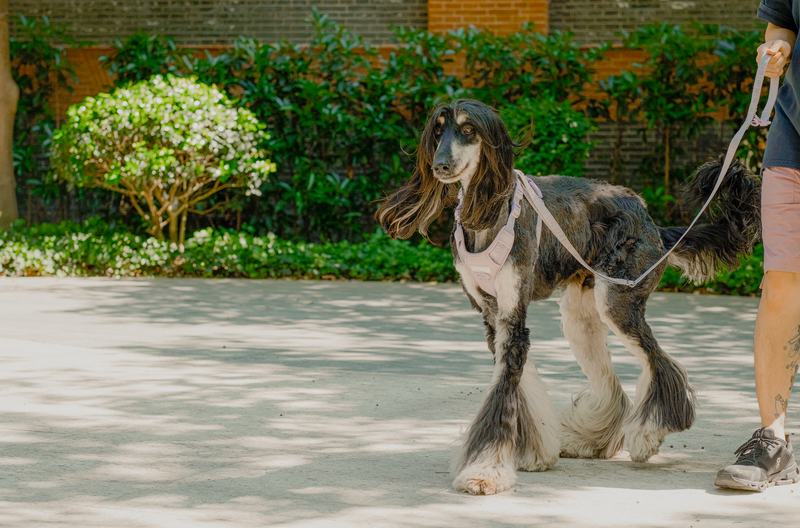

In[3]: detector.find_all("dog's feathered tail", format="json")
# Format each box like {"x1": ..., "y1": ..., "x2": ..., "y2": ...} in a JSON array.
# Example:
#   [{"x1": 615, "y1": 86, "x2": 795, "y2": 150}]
[{"x1": 660, "y1": 156, "x2": 761, "y2": 283}]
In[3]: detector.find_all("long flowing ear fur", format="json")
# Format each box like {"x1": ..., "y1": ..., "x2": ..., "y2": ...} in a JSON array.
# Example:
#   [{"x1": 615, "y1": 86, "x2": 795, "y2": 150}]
[
  {"x1": 376, "y1": 99, "x2": 518, "y2": 238},
  {"x1": 457, "y1": 101, "x2": 517, "y2": 231},
  {"x1": 376, "y1": 110, "x2": 456, "y2": 239}
]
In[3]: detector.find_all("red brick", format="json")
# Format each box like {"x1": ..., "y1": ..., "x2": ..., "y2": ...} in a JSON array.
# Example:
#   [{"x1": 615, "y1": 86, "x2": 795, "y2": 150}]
[{"x1": 428, "y1": 0, "x2": 549, "y2": 35}]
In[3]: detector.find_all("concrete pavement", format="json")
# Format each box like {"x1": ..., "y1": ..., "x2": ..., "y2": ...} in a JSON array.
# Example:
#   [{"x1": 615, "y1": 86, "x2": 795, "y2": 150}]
[{"x1": 0, "y1": 278, "x2": 797, "y2": 527}]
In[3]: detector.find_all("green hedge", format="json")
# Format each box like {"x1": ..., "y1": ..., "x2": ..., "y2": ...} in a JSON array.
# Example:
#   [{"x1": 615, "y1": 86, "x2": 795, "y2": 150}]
[
  {"x1": 0, "y1": 220, "x2": 453, "y2": 282},
  {"x1": 658, "y1": 243, "x2": 764, "y2": 296},
  {"x1": 0, "y1": 220, "x2": 763, "y2": 295}
]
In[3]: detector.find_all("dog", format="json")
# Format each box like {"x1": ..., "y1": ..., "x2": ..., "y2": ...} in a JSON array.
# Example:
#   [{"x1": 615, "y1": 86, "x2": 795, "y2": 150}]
[{"x1": 376, "y1": 99, "x2": 761, "y2": 495}]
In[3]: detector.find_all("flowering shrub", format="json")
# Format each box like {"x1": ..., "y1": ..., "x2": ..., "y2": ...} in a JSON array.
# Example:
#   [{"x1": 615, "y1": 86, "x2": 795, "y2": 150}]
[{"x1": 51, "y1": 75, "x2": 276, "y2": 245}]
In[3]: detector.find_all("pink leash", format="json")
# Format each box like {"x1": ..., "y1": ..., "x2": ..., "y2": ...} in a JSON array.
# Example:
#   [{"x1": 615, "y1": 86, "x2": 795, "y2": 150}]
[
  {"x1": 456, "y1": 54, "x2": 778, "y2": 296},
  {"x1": 518, "y1": 52, "x2": 778, "y2": 288}
]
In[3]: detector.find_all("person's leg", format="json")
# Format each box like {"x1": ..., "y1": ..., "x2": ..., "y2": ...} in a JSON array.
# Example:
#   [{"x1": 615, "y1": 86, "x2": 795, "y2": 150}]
[
  {"x1": 755, "y1": 270, "x2": 800, "y2": 438},
  {"x1": 716, "y1": 166, "x2": 800, "y2": 490}
]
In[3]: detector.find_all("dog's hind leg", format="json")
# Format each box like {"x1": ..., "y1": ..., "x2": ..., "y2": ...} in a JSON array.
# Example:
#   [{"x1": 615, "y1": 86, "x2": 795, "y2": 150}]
[
  {"x1": 559, "y1": 282, "x2": 631, "y2": 459},
  {"x1": 452, "y1": 267, "x2": 558, "y2": 494},
  {"x1": 594, "y1": 280, "x2": 696, "y2": 463}
]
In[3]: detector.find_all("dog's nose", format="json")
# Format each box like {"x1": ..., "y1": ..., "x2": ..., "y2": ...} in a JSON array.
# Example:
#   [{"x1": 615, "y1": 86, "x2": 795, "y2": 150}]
[{"x1": 433, "y1": 162, "x2": 451, "y2": 175}]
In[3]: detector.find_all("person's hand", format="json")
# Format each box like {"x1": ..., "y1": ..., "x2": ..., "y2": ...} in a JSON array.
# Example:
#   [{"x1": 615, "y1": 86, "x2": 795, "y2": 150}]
[{"x1": 757, "y1": 39, "x2": 793, "y2": 78}]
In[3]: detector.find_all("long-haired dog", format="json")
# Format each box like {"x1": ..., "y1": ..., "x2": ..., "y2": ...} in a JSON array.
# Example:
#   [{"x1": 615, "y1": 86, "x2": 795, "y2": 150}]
[{"x1": 376, "y1": 99, "x2": 760, "y2": 495}]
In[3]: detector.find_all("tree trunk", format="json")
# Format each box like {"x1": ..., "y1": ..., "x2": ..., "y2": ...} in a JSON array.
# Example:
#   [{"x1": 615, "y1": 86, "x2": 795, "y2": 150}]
[
  {"x1": 178, "y1": 208, "x2": 188, "y2": 251},
  {"x1": 664, "y1": 125, "x2": 670, "y2": 196},
  {"x1": 0, "y1": 1, "x2": 19, "y2": 229},
  {"x1": 144, "y1": 197, "x2": 164, "y2": 241},
  {"x1": 611, "y1": 119, "x2": 624, "y2": 185},
  {"x1": 168, "y1": 211, "x2": 179, "y2": 245}
]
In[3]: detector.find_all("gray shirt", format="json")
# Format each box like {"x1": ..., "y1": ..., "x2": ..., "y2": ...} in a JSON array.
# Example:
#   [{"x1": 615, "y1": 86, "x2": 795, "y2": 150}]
[{"x1": 759, "y1": 0, "x2": 800, "y2": 170}]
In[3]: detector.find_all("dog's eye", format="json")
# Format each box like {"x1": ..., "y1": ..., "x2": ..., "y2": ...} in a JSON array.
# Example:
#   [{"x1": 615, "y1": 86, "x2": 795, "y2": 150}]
[
  {"x1": 462, "y1": 125, "x2": 474, "y2": 134},
  {"x1": 434, "y1": 127, "x2": 443, "y2": 136}
]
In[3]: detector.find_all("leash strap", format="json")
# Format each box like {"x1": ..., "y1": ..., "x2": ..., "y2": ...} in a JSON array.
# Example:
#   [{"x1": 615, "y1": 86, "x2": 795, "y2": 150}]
[{"x1": 518, "y1": 53, "x2": 778, "y2": 288}]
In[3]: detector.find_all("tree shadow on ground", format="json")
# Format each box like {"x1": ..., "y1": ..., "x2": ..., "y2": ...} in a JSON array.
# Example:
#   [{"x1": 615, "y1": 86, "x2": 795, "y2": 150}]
[{"x1": 1, "y1": 278, "x2": 793, "y2": 527}]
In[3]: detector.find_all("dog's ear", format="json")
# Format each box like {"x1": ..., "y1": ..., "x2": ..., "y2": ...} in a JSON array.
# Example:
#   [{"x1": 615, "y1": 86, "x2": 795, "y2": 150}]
[
  {"x1": 458, "y1": 108, "x2": 516, "y2": 231},
  {"x1": 376, "y1": 114, "x2": 456, "y2": 239}
]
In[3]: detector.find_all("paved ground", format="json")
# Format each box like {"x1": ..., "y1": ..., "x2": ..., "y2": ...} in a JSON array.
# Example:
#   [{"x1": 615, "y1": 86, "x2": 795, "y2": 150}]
[{"x1": 0, "y1": 278, "x2": 797, "y2": 527}]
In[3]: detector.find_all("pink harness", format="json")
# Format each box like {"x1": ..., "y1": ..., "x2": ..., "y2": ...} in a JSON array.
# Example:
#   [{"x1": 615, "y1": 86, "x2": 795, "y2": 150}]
[{"x1": 454, "y1": 170, "x2": 542, "y2": 297}]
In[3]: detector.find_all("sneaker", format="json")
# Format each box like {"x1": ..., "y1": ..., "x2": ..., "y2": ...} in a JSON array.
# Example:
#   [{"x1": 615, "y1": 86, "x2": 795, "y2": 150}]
[{"x1": 715, "y1": 428, "x2": 800, "y2": 492}]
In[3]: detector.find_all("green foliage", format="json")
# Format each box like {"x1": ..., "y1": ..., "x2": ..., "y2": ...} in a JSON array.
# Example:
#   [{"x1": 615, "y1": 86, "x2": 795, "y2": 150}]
[
  {"x1": 588, "y1": 71, "x2": 641, "y2": 184},
  {"x1": 87, "y1": 15, "x2": 609, "y2": 242},
  {"x1": 530, "y1": 29, "x2": 608, "y2": 104},
  {"x1": 703, "y1": 25, "x2": 768, "y2": 172},
  {"x1": 10, "y1": 16, "x2": 83, "y2": 209},
  {"x1": 385, "y1": 25, "x2": 465, "y2": 129},
  {"x1": 625, "y1": 23, "x2": 716, "y2": 197},
  {"x1": 499, "y1": 97, "x2": 595, "y2": 177},
  {"x1": 0, "y1": 220, "x2": 455, "y2": 282},
  {"x1": 51, "y1": 75, "x2": 275, "y2": 244},
  {"x1": 100, "y1": 31, "x2": 184, "y2": 87},
  {"x1": 640, "y1": 186, "x2": 675, "y2": 225},
  {"x1": 12, "y1": 13, "x2": 773, "y2": 262},
  {"x1": 245, "y1": 11, "x2": 405, "y2": 241},
  {"x1": 458, "y1": 24, "x2": 606, "y2": 106},
  {"x1": 659, "y1": 244, "x2": 764, "y2": 296},
  {"x1": 0, "y1": 220, "x2": 763, "y2": 294}
]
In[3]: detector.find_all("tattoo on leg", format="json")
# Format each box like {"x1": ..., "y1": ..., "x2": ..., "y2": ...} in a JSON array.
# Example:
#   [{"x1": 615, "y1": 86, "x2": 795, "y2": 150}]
[
  {"x1": 782, "y1": 325, "x2": 800, "y2": 396},
  {"x1": 775, "y1": 394, "x2": 789, "y2": 425},
  {"x1": 787, "y1": 325, "x2": 800, "y2": 357},
  {"x1": 768, "y1": 326, "x2": 800, "y2": 426}
]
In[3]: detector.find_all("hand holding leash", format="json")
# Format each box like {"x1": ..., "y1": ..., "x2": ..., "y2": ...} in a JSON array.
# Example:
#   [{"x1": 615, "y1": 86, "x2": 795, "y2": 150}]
[{"x1": 758, "y1": 40, "x2": 792, "y2": 79}]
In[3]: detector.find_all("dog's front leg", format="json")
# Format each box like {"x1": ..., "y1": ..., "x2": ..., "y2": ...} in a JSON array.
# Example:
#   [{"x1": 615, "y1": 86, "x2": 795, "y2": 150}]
[{"x1": 452, "y1": 269, "x2": 558, "y2": 495}]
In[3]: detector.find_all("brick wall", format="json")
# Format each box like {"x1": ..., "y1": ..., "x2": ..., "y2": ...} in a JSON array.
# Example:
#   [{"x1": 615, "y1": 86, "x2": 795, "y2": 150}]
[
  {"x1": 550, "y1": 0, "x2": 763, "y2": 46},
  {"x1": 428, "y1": 0, "x2": 549, "y2": 35},
  {"x1": 584, "y1": 121, "x2": 735, "y2": 188},
  {"x1": 9, "y1": 0, "x2": 427, "y2": 45}
]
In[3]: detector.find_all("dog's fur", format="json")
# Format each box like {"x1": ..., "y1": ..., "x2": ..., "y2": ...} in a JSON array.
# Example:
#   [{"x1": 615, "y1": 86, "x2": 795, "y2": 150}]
[{"x1": 377, "y1": 99, "x2": 761, "y2": 495}]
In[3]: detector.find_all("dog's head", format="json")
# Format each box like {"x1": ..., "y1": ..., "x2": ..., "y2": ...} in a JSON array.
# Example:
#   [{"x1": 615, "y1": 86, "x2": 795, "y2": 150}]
[{"x1": 377, "y1": 99, "x2": 518, "y2": 239}]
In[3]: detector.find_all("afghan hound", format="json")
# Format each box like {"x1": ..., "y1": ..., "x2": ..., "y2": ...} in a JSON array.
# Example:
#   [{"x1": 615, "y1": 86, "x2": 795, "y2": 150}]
[{"x1": 376, "y1": 99, "x2": 761, "y2": 495}]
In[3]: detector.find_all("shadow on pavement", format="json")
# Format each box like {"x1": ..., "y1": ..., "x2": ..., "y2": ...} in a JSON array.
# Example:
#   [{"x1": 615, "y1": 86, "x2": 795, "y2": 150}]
[{"x1": 0, "y1": 278, "x2": 794, "y2": 528}]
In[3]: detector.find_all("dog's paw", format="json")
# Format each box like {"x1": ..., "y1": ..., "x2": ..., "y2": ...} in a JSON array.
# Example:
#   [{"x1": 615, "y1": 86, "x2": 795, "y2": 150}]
[
  {"x1": 558, "y1": 386, "x2": 629, "y2": 459},
  {"x1": 560, "y1": 428, "x2": 624, "y2": 459},
  {"x1": 516, "y1": 438, "x2": 559, "y2": 471},
  {"x1": 453, "y1": 463, "x2": 516, "y2": 495},
  {"x1": 623, "y1": 421, "x2": 666, "y2": 463},
  {"x1": 516, "y1": 456, "x2": 556, "y2": 472}
]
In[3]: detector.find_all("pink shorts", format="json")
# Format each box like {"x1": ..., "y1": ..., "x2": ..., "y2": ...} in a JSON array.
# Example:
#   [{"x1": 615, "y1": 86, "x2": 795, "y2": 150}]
[{"x1": 762, "y1": 166, "x2": 800, "y2": 275}]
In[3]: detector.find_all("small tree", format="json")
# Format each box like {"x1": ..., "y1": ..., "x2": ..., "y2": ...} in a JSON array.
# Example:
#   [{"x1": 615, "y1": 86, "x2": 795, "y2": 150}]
[
  {"x1": 588, "y1": 71, "x2": 641, "y2": 185},
  {"x1": 52, "y1": 75, "x2": 275, "y2": 245},
  {"x1": 625, "y1": 23, "x2": 715, "y2": 199}
]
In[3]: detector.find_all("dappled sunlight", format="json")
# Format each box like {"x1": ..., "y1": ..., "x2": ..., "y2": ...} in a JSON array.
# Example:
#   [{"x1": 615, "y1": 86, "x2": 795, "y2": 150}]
[{"x1": 0, "y1": 279, "x2": 796, "y2": 526}]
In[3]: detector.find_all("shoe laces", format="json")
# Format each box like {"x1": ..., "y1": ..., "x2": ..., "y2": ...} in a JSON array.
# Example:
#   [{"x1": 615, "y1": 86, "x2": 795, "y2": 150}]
[{"x1": 734, "y1": 435, "x2": 781, "y2": 463}]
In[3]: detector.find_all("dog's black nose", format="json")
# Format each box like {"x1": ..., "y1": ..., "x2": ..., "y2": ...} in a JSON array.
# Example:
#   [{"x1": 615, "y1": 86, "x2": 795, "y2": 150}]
[{"x1": 433, "y1": 163, "x2": 450, "y2": 174}]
